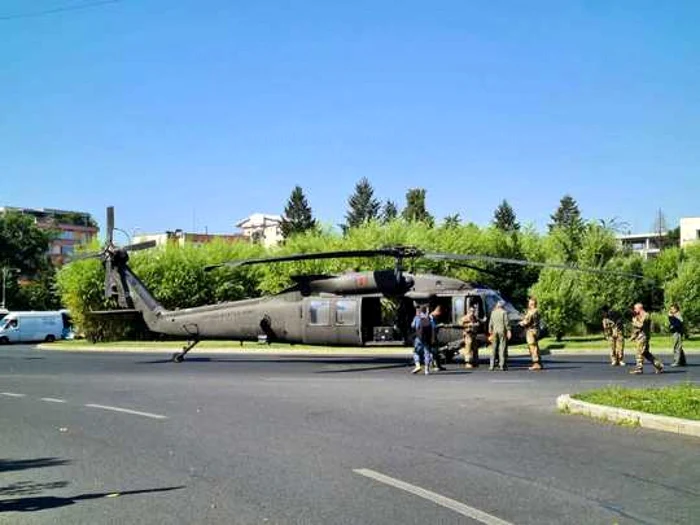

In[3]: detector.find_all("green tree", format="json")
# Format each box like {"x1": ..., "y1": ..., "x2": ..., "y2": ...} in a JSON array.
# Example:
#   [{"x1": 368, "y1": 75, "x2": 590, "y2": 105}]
[
  {"x1": 280, "y1": 186, "x2": 317, "y2": 239},
  {"x1": 493, "y1": 199, "x2": 520, "y2": 232},
  {"x1": 530, "y1": 269, "x2": 582, "y2": 340},
  {"x1": 381, "y1": 200, "x2": 398, "y2": 224},
  {"x1": 442, "y1": 214, "x2": 461, "y2": 229},
  {"x1": 401, "y1": 188, "x2": 434, "y2": 226},
  {"x1": 344, "y1": 177, "x2": 380, "y2": 231},
  {"x1": 0, "y1": 212, "x2": 58, "y2": 310},
  {"x1": 664, "y1": 245, "x2": 700, "y2": 331},
  {"x1": 549, "y1": 194, "x2": 584, "y2": 232}
]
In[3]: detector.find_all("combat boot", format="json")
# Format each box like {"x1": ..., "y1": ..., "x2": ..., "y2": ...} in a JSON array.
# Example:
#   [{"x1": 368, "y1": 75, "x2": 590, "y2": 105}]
[
  {"x1": 629, "y1": 367, "x2": 643, "y2": 375},
  {"x1": 411, "y1": 364, "x2": 422, "y2": 374},
  {"x1": 528, "y1": 362, "x2": 543, "y2": 371},
  {"x1": 465, "y1": 363, "x2": 474, "y2": 369},
  {"x1": 653, "y1": 361, "x2": 664, "y2": 374}
]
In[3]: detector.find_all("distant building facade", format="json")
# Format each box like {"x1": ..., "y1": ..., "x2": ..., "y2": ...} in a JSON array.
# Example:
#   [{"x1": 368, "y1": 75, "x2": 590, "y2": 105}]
[
  {"x1": 616, "y1": 232, "x2": 668, "y2": 260},
  {"x1": 680, "y1": 217, "x2": 700, "y2": 247},
  {"x1": 0, "y1": 206, "x2": 98, "y2": 265},
  {"x1": 235, "y1": 213, "x2": 283, "y2": 247},
  {"x1": 132, "y1": 229, "x2": 246, "y2": 248}
]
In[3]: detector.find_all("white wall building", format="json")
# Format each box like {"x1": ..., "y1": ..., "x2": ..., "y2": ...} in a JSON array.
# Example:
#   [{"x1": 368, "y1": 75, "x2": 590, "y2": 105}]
[
  {"x1": 616, "y1": 232, "x2": 667, "y2": 260},
  {"x1": 680, "y1": 217, "x2": 700, "y2": 247},
  {"x1": 132, "y1": 230, "x2": 245, "y2": 248},
  {"x1": 235, "y1": 214, "x2": 284, "y2": 247}
]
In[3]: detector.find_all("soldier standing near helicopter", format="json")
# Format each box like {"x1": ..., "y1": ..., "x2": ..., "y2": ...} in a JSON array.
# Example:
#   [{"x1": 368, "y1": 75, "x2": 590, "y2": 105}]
[
  {"x1": 460, "y1": 306, "x2": 480, "y2": 368},
  {"x1": 488, "y1": 300, "x2": 511, "y2": 371},
  {"x1": 601, "y1": 305, "x2": 626, "y2": 366},
  {"x1": 519, "y1": 297, "x2": 543, "y2": 371},
  {"x1": 629, "y1": 303, "x2": 663, "y2": 375}
]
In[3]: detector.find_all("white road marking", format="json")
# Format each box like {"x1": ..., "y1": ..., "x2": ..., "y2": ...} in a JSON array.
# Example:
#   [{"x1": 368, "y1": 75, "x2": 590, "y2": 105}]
[
  {"x1": 0, "y1": 392, "x2": 26, "y2": 398},
  {"x1": 353, "y1": 468, "x2": 514, "y2": 525},
  {"x1": 84, "y1": 404, "x2": 168, "y2": 420},
  {"x1": 41, "y1": 397, "x2": 66, "y2": 403}
]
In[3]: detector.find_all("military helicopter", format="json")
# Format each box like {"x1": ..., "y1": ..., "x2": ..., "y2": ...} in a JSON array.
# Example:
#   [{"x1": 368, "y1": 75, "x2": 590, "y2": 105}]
[{"x1": 80, "y1": 207, "x2": 643, "y2": 363}]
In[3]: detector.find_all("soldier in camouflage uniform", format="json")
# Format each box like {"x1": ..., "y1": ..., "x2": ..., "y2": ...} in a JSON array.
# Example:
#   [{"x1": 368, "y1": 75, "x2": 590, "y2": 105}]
[
  {"x1": 488, "y1": 300, "x2": 511, "y2": 371},
  {"x1": 669, "y1": 303, "x2": 687, "y2": 367},
  {"x1": 629, "y1": 303, "x2": 663, "y2": 375},
  {"x1": 460, "y1": 306, "x2": 480, "y2": 369},
  {"x1": 601, "y1": 306, "x2": 626, "y2": 366},
  {"x1": 519, "y1": 297, "x2": 543, "y2": 371}
]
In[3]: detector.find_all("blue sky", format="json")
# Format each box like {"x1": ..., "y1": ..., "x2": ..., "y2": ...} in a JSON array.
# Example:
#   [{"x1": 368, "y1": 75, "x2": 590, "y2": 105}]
[{"x1": 1, "y1": 0, "x2": 698, "y2": 239}]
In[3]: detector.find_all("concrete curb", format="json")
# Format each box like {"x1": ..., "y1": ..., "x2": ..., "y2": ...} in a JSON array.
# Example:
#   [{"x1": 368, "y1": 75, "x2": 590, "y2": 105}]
[{"x1": 557, "y1": 394, "x2": 700, "y2": 438}]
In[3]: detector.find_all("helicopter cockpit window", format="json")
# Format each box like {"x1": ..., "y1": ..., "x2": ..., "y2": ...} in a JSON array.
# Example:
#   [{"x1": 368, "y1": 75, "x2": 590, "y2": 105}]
[
  {"x1": 335, "y1": 300, "x2": 356, "y2": 326},
  {"x1": 308, "y1": 300, "x2": 330, "y2": 326}
]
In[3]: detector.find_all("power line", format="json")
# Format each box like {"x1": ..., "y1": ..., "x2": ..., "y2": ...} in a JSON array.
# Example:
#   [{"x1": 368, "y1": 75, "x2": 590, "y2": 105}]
[{"x1": 0, "y1": 0, "x2": 121, "y2": 21}]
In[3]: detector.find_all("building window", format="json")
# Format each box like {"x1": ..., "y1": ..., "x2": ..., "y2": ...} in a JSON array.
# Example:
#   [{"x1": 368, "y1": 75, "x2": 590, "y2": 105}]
[
  {"x1": 61, "y1": 245, "x2": 74, "y2": 255},
  {"x1": 59, "y1": 230, "x2": 75, "y2": 240},
  {"x1": 308, "y1": 300, "x2": 330, "y2": 326},
  {"x1": 335, "y1": 300, "x2": 356, "y2": 326}
]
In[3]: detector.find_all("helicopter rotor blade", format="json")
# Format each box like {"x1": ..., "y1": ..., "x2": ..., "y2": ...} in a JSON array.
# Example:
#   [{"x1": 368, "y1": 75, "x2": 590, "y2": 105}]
[
  {"x1": 106, "y1": 206, "x2": 115, "y2": 246},
  {"x1": 203, "y1": 248, "x2": 417, "y2": 272},
  {"x1": 104, "y1": 258, "x2": 113, "y2": 299},
  {"x1": 448, "y1": 261, "x2": 507, "y2": 278},
  {"x1": 424, "y1": 252, "x2": 646, "y2": 279},
  {"x1": 122, "y1": 240, "x2": 157, "y2": 252}
]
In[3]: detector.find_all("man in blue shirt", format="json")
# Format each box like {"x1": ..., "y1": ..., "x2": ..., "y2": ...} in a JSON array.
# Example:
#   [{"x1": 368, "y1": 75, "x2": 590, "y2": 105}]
[{"x1": 411, "y1": 306, "x2": 433, "y2": 375}]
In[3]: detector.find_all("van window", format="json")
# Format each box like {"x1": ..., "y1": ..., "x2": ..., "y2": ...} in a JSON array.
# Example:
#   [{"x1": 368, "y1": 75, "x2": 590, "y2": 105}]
[
  {"x1": 335, "y1": 300, "x2": 357, "y2": 326},
  {"x1": 308, "y1": 300, "x2": 330, "y2": 326}
]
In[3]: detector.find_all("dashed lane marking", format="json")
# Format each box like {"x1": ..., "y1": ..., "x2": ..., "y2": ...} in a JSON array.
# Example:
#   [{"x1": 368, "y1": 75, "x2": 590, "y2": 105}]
[
  {"x1": 353, "y1": 468, "x2": 514, "y2": 525},
  {"x1": 41, "y1": 397, "x2": 66, "y2": 403},
  {"x1": 84, "y1": 403, "x2": 168, "y2": 420},
  {"x1": 0, "y1": 392, "x2": 26, "y2": 398}
]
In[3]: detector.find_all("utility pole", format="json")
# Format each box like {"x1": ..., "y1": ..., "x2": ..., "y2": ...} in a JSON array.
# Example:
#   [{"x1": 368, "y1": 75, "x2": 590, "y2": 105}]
[{"x1": 1, "y1": 267, "x2": 19, "y2": 311}]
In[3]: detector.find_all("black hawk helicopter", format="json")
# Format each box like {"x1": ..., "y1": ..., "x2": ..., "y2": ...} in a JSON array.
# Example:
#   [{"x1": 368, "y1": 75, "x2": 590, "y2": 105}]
[{"x1": 81, "y1": 207, "x2": 643, "y2": 363}]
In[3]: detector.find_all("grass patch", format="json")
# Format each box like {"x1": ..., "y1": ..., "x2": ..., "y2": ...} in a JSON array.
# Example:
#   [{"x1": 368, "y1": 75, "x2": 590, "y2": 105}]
[
  {"x1": 573, "y1": 384, "x2": 700, "y2": 421},
  {"x1": 540, "y1": 335, "x2": 700, "y2": 351}
]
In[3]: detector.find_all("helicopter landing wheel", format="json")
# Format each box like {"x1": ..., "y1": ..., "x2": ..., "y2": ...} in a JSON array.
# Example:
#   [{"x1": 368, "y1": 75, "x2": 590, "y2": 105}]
[{"x1": 172, "y1": 352, "x2": 185, "y2": 363}]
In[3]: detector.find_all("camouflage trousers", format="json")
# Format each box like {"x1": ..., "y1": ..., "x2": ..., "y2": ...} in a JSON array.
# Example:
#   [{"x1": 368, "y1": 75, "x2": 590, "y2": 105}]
[
  {"x1": 461, "y1": 334, "x2": 479, "y2": 366},
  {"x1": 526, "y1": 329, "x2": 541, "y2": 365},
  {"x1": 608, "y1": 335, "x2": 625, "y2": 364},
  {"x1": 634, "y1": 337, "x2": 660, "y2": 370},
  {"x1": 672, "y1": 332, "x2": 686, "y2": 366}
]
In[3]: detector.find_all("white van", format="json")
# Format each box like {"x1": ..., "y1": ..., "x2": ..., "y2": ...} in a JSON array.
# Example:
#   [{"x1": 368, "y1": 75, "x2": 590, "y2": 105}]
[{"x1": 0, "y1": 311, "x2": 65, "y2": 344}]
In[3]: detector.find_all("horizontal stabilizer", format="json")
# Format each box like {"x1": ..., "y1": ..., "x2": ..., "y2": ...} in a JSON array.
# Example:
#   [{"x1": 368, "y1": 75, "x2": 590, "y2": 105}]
[{"x1": 87, "y1": 309, "x2": 141, "y2": 316}]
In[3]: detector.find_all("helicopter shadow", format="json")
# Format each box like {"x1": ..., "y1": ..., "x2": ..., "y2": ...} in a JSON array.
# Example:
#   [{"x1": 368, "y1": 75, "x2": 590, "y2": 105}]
[
  {"x1": 136, "y1": 356, "x2": 413, "y2": 366},
  {"x1": 0, "y1": 486, "x2": 185, "y2": 513},
  {"x1": 0, "y1": 458, "x2": 71, "y2": 473}
]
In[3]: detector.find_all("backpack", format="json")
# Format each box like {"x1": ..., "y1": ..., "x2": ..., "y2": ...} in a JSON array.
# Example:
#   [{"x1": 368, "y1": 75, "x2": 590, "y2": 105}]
[{"x1": 416, "y1": 316, "x2": 434, "y2": 344}]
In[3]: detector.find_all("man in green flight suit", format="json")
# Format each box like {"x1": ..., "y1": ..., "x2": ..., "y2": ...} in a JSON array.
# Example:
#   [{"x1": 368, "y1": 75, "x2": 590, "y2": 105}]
[
  {"x1": 629, "y1": 303, "x2": 663, "y2": 375},
  {"x1": 488, "y1": 300, "x2": 511, "y2": 371}
]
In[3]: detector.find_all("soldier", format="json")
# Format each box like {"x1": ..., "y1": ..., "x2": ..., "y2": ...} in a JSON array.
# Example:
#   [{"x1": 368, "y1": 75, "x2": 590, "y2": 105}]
[
  {"x1": 460, "y1": 305, "x2": 480, "y2": 369},
  {"x1": 629, "y1": 303, "x2": 663, "y2": 375},
  {"x1": 488, "y1": 300, "x2": 511, "y2": 371},
  {"x1": 519, "y1": 297, "x2": 543, "y2": 371},
  {"x1": 429, "y1": 305, "x2": 446, "y2": 371},
  {"x1": 601, "y1": 305, "x2": 626, "y2": 366},
  {"x1": 411, "y1": 306, "x2": 432, "y2": 374},
  {"x1": 669, "y1": 303, "x2": 687, "y2": 367}
]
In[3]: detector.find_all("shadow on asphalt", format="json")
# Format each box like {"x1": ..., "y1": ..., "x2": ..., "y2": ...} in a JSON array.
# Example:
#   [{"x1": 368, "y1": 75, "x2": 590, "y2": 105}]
[
  {"x1": 0, "y1": 486, "x2": 186, "y2": 513},
  {"x1": 0, "y1": 481, "x2": 69, "y2": 497},
  {"x1": 0, "y1": 458, "x2": 71, "y2": 473},
  {"x1": 136, "y1": 356, "x2": 412, "y2": 366}
]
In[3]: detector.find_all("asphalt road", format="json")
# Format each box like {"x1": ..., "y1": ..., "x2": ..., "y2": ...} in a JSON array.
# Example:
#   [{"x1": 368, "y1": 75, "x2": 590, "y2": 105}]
[{"x1": 1, "y1": 345, "x2": 698, "y2": 525}]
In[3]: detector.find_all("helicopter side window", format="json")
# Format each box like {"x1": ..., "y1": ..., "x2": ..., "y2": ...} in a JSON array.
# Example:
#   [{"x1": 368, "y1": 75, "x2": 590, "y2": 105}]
[
  {"x1": 452, "y1": 297, "x2": 465, "y2": 324},
  {"x1": 335, "y1": 300, "x2": 357, "y2": 326},
  {"x1": 308, "y1": 300, "x2": 330, "y2": 326}
]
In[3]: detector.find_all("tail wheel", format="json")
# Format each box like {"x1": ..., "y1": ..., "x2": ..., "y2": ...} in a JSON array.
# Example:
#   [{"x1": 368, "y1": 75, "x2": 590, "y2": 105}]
[{"x1": 45, "y1": 335, "x2": 56, "y2": 343}]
